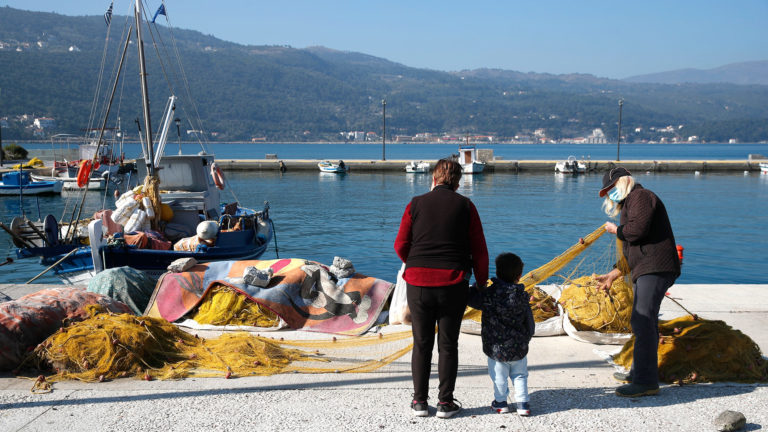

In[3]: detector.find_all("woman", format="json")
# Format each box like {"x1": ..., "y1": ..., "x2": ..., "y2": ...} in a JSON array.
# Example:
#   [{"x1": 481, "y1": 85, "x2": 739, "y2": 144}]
[
  {"x1": 394, "y1": 158, "x2": 488, "y2": 418},
  {"x1": 594, "y1": 167, "x2": 681, "y2": 397}
]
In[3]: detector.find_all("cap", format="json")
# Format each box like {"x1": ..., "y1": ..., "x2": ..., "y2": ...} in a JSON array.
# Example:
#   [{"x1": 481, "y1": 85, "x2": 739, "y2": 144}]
[{"x1": 599, "y1": 167, "x2": 631, "y2": 197}]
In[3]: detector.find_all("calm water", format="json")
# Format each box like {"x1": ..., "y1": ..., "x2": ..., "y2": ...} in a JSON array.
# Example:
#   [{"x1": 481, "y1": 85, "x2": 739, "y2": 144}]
[
  {"x1": 18, "y1": 142, "x2": 768, "y2": 161},
  {"x1": 2, "y1": 170, "x2": 767, "y2": 285}
]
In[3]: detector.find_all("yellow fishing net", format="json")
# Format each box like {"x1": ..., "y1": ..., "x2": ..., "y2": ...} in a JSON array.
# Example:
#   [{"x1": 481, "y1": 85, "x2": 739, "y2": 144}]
[
  {"x1": 31, "y1": 305, "x2": 414, "y2": 383},
  {"x1": 12, "y1": 157, "x2": 45, "y2": 169},
  {"x1": 558, "y1": 275, "x2": 633, "y2": 333},
  {"x1": 614, "y1": 315, "x2": 768, "y2": 383},
  {"x1": 190, "y1": 285, "x2": 281, "y2": 328}
]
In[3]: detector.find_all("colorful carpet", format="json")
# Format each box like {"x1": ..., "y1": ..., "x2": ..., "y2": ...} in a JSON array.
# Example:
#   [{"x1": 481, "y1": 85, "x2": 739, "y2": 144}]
[{"x1": 144, "y1": 258, "x2": 394, "y2": 335}]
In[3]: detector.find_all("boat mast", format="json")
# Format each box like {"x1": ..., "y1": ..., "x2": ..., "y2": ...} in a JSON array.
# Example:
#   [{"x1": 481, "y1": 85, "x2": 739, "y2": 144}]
[{"x1": 135, "y1": 0, "x2": 155, "y2": 176}]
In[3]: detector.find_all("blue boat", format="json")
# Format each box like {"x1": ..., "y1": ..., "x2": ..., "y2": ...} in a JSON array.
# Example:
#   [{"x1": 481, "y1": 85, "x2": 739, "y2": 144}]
[{"x1": 0, "y1": 171, "x2": 62, "y2": 196}]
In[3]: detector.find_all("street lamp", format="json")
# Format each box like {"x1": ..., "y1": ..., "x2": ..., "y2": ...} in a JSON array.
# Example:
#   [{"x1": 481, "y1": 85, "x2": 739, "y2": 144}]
[
  {"x1": 381, "y1": 99, "x2": 386, "y2": 161},
  {"x1": 616, "y1": 98, "x2": 624, "y2": 161},
  {"x1": 174, "y1": 117, "x2": 181, "y2": 155}
]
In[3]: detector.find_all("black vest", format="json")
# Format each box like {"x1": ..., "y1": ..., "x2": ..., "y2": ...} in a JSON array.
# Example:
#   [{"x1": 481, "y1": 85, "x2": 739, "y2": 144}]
[{"x1": 406, "y1": 185, "x2": 472, "y2": 271}]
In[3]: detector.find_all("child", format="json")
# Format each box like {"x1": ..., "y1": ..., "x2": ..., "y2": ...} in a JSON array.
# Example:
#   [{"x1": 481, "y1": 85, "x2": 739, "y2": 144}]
[{"x1": 467, "y1": 252, "x2": 534, "y2": 416}]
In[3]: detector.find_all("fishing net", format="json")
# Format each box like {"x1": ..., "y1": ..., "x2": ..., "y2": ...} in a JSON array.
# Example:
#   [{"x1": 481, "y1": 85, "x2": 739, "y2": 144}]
[
  {"x1": 190, "y1": 285, "x2": 282, "y2": 328},
  {"x1": 613, "y1": 315, "x2": 768, "y2": 383},
  {"x1": 30, "y1": 305, "x2": 414, "y2": 383},
  {"x1": 558, "y1": 275, "x2": 633, "y2": 333}
]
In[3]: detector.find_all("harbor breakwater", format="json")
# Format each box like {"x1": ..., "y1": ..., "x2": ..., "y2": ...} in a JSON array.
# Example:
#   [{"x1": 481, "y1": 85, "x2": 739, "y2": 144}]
[{"x1": 212, "y1": 159, "x2": 761, "y2": 173}]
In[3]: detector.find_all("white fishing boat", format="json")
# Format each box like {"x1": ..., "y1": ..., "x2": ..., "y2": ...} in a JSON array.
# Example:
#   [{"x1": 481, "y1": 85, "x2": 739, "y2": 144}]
[
  {"x1": 318, "y1": 160, "x2": 347, "y2": 173},
  {"x1": 760, "y1": 162, "x2": 768, "y2": 174},
  {"x1": 0, "y1": 171, "x2": 62, "y2": 195},
  {"x1": 405, "y1": 161, "x2": 430, "y2": 173},
  {"x1": 30, "y1": 170, "x2": 107, "y2": 190},
  {"x1": 555, "y1": 156, "x2": 587, "y2": 174},
  {"x1": 458, "y1": 146, "x2": 485, "y2": 174}
]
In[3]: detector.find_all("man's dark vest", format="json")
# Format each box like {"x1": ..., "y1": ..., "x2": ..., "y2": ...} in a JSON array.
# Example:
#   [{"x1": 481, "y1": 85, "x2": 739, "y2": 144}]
[{"x1": 406, "y1": 185, "x2": 472, "y2": 271}]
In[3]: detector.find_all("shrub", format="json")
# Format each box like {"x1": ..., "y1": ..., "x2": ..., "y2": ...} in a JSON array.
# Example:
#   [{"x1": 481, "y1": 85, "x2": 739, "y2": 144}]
[{"x1": 3, "y1": 143, "x2": 28, "y2": 160}]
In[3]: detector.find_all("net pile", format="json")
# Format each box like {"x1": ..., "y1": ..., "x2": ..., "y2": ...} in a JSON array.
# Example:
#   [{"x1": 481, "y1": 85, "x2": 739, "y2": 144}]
[
  {"x1": 528, "y1": 285, "x2": 559, "y2": 322},
  {"x1": 32, "y1": 305, "x2": 414, "y2": 382},
  {"x1": 614, "y1": 315, "x2": 768, "y2": 383},
  {"x1": 558, "y1": 275, "x2": 633, "y2": 333},
  {"x1": 190, "y1": 285, "x2": 281, "y2": 328}
]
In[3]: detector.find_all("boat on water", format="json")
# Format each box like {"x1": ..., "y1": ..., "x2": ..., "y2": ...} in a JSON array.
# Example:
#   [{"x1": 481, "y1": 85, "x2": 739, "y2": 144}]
[
  {"x1": 8, "y1": 0, "x2": 273, "y2": 283},
  {"x1": 30, "y1": 169, "x2": 107, "y2": 191},
  {"x1": 555, "y1": 156, "x2": 587, "y2": 174},
  {"x1": 760, "y1": 162, "x2": 768, "y2": 174},
  {"x1": 0, "y1": 171, "x2": 62, "y2": 196},
  {"x1": 457, "y1": 146, "x2": 485, "y2": 174},
  {"x1": 405, "y1": 161, "x2": 430, "y2": 173},
  {"x1": 318, "y1": 160, "x2": 347, "y2": 173}
]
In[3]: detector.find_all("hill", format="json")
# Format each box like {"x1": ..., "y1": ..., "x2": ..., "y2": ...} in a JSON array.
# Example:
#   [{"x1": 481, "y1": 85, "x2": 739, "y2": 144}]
[
  {"x1": 623, "y1": 61, "x2": 768, "y2": 86},
  {"x1": 1, "y1": 6, "x2": 767, "y2": 143}
]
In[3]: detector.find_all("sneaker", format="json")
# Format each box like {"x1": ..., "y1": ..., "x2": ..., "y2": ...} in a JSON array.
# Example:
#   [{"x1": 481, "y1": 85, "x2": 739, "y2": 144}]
[
  {"x1": 515, "y1": 401, "x2": 531, "y2": 416},
  {"x1": 615, "y1": 383, "x2": 659, "y2": 398},
  {"x1": 411, "y1": 400, "x2": 428, "y2": 417},
  {"x1": 436, "y1": 399, "x2": 462, "y2": 419},
  {"x1": 613, "y1": 371, "x2": 632, "y2": 383},
  {"x1": 491, "y1": 400, "x2": 509, "y2": 414}
]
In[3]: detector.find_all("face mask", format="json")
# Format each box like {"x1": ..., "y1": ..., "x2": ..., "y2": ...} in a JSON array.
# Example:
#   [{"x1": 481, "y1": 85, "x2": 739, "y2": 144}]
[{"x1": 608, "y1": 187, "x2": 624, "y2": 203}]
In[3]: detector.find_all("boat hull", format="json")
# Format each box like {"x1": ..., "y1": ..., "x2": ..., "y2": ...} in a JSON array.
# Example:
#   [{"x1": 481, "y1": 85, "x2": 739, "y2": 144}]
[
  {"x1": 30, "y1": 174, "x2": 107, "y2": 190},
  {"x1": 0, "y1": 181, "x2": 62, "y2": 195}
]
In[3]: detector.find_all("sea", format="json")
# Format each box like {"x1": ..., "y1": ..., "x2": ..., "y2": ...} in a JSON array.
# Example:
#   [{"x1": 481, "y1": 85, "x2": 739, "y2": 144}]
[{"x1": 1, "y1": 142, "x2": 767, "y2": 285}]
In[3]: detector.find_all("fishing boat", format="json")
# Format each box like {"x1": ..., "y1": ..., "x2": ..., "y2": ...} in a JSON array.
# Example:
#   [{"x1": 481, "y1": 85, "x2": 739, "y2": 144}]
[
  {"x1": 760, "y1": 162, "x2": 768, "y2": 174},
  {"x1": 0, "y1": 171, "x2": 62, "y2": 196},
  {"x1": 457, "y1": 146, "x2": 485, "y2": 174},
  {"x1": 30, "y1": 168, "x2": 107, "y2": 190},
  {"x1": 405, "y1": 161, "x2": 430, "y2": 173},
  {"x1": 8, "y1": 0, "x2": 273, "y2": 283},
  {"x1": 555, "y1": 156, "x2": 587, "y2": 174},
  {"x1": 318, "y1": 160, "x2": 347, "y2": 173}
]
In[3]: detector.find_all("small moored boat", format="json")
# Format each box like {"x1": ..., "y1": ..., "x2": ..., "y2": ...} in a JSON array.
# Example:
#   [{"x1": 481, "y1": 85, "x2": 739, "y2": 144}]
[
  {"x1": 555, "y1": 156, "x2": 587, "y2": 174},
  {"x1": 318, "y1": 160, "x2": 347, "y2": 173},
  {"x1": 760, "y1": 162, "x2": 768, "y2": 174},
  {"x1": 0, "y1": 171, "x2": 62, "y2": 196},
  {"x1": 405, "y1": 161, "x2": 430, "y2": 173},
  {"x1": 457, "y1": 146, "x2": 485, "y2": 174}
]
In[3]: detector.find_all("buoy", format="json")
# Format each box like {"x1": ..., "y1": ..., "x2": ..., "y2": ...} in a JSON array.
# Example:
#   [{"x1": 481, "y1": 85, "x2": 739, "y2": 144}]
[{"x1": 676, "y1": 245, "x2": 684, "y2": 263}]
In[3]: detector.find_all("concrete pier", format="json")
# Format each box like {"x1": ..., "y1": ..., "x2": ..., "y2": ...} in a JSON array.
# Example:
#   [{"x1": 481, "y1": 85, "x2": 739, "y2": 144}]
[
  {"x1": 1, "y1": 283, "x2": 766, "y2": 431},
  {"x1": 215, "y1": 158, "x2": 763, "y2": 173}
]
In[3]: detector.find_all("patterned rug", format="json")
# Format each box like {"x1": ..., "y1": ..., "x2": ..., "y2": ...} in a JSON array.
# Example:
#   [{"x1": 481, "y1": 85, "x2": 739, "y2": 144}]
[{"x1": 144, "y1": 258, "x2": 394, "y2": 335}]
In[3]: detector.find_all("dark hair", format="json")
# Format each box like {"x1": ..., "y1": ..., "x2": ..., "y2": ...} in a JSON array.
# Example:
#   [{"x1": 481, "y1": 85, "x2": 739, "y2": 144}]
[
  {"x1": 432, "y1": 158, "x2": 462, "y2": 189},
  {"x1": 495, "y1": 252, "x2": 524, "y2": 283}
]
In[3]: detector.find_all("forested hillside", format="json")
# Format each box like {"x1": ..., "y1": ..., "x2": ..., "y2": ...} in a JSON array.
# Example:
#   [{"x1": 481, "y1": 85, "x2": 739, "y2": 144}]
[{"x1": 1, "y1": 6, "x2": 767, "y2": 143}]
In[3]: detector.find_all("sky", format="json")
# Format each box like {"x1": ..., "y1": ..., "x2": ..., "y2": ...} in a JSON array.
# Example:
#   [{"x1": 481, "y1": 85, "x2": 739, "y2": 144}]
[{"x1": 1, "y1": 0, "x2": 766, "y2": 79}]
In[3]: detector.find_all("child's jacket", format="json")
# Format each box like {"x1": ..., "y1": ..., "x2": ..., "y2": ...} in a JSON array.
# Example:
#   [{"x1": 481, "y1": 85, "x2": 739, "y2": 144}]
[{"x1": 468, "y1": 278, "x2": 535, "y2": 362}]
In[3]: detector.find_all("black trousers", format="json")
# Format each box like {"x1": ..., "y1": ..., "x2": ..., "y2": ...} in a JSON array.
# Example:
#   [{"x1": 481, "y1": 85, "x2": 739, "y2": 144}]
[
  {"x1": 629, "y1": 272, "x2": 677, "y2": 386},
  {"x1": 407, "y1": 281, "x2": 469, "y2": 402}
]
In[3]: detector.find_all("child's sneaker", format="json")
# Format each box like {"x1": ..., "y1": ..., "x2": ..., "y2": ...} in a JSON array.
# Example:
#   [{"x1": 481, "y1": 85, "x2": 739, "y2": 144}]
[
  {"x1": 411, "y1": 400, "x2": 428, "y2": 417},
  {"x1": 436, "y1": 399, "x2": 462, "y2": 419},
  {"x1": 515, "y1": 401, "x2": 531, "y2": 416},
  {"x1": 491, "y1": 400, "x2": 509, "y2": 414}
]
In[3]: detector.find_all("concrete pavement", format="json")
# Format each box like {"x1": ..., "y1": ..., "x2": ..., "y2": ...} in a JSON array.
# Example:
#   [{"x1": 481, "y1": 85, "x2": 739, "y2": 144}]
[{"x1": 0, "y1": 284, "x2": 766, "y2": 431}]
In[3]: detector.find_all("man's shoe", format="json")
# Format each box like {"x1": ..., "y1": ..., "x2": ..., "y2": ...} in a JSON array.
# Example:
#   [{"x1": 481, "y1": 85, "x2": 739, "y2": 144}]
[
  {"x1": 491, "y1": 400, "x2": 509, "y2": 414},
  {"x1": 436, "y1": 400, "x2": 462, "y2": 419},
  {"x1": 411, "y1": 400, "x2": 428, "y2": 417},
  {"x1": 515, "y1": 401, "x2": 531, "y2": 416},
  {"x1": 615, "y1": 383, "x2": 659, "y2": 397},
  {"x1": 613, "y1": 371, "x2": 632, "y2": 383}
]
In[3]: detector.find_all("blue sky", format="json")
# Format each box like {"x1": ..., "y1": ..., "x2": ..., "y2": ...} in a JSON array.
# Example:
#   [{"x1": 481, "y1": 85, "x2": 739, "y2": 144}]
[{"x1": 2, "y1": 0, "x2": 766, "y2": 79}]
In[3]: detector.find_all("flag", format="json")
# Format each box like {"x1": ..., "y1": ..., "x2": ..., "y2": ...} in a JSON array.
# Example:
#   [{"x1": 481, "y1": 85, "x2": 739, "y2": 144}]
[
  {"x1": 104, "y1": 2, "x2": 113, "y2": 26},
  {"x1": 151, "y1": 4, "x2": 166, "y2": 23}
]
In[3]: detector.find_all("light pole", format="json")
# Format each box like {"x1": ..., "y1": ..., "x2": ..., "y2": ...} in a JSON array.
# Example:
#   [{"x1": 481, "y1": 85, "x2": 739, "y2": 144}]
[
  {"x1": 381, "y1": 99, "x2": 386, "y2": 161},
  {"x1": 616, "y1": 98, "x2": 624, "y2": 161}
]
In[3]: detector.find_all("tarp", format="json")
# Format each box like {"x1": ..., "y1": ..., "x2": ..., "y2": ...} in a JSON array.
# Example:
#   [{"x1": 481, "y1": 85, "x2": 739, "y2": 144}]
[
  {"x1": 87, "y1": 266, "x2": 157, "y2": 315},
  {"x1": 0, "y1": 287, "x2": 132, "y2": 371},
  {"x1": 145, "y1": 258, "x2": 394, "y2": 335}
]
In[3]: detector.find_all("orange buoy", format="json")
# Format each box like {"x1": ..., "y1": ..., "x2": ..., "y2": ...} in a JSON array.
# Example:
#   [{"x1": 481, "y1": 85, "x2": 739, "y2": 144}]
[{"x1": 676, "y1": 245, "x2": 684, "y2": 262}]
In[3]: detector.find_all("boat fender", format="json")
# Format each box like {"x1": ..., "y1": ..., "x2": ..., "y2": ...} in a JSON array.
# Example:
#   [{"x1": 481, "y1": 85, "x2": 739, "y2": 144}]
[
  {"x1": 142, "y1": 196, "x2": 155, "y2": 219},
  {"x1": 210, "y1": 162, "x2": 225, "y2": 190},
  {"x1": 124, "y1": 209, "x2": 147, "y2": 233},
  {"x1": 677, "y1": 245, "x2": 684, "y2": 263},
  {"x1": 112, "y1": 199, "x2": 138, "y2": 225}
]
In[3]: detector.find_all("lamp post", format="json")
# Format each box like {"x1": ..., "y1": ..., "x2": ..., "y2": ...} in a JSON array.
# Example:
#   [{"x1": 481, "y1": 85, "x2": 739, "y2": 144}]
[
  {"x1": 381, "y1": 99, "x2": 386, "y2": 161},
  {"x1": 174, "y1": 117, "x2": 182, "y2": 155},
  {"x1": 616, "y1": 98, "x2": 624, "y2": 161}
]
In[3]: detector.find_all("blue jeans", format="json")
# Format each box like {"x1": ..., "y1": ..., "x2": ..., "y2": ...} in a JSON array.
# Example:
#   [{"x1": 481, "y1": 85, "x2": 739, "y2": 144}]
[{"x1": 488, "y1": 356, "x2": 529, "y2": 403}]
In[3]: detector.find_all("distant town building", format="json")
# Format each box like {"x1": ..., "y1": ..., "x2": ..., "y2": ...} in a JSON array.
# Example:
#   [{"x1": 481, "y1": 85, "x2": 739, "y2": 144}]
[
  {"x1": 728, "y1": 138, "x2": 738, "y2": 144},
  {"x1": 585, "y1": 128, "x2": 606, "y2": 144},
  {"x1": 33, "y1": 117, "x2": 56, "y2": 129},
  {"x1": 68, "y1": 45, "x2": 80, "y2": 52}
]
